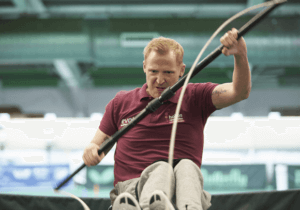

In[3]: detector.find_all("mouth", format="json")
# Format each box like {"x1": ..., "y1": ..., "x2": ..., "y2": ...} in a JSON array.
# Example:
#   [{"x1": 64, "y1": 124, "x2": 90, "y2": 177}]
[{"x1": 156, "y1": 87, "x2": 166, "y2": 92}]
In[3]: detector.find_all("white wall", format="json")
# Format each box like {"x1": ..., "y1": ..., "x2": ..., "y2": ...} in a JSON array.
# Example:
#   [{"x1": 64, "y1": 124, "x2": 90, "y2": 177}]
[{"x1": 0, "y1": 116, "x2": 299, "y2": 150}]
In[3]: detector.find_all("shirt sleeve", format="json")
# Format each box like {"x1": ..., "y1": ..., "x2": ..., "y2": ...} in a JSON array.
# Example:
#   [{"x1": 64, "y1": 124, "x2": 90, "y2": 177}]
[
  {"x1": 99, "y1": 96, "x2": 119, "y2": 136},
  {"x1": 194, "y1": 82, "x2": 219, "y2": 119}
]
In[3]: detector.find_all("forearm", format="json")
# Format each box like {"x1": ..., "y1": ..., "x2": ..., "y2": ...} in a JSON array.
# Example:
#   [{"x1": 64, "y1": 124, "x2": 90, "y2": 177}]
[
  {"x1": 219, "y1": 29, "x2": 251, "y2": 99},
  {"x1": 90, "y1": 129, "x2": 112, "y2": 155},
  {"x1": 232, "y1": 52, "x2": 251, "y2": 99}
]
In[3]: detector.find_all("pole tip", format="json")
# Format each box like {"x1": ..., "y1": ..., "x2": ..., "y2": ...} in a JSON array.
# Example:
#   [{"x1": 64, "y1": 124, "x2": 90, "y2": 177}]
[{"x1": 53, "y1": 183, "x2": 61, "y2": 191}]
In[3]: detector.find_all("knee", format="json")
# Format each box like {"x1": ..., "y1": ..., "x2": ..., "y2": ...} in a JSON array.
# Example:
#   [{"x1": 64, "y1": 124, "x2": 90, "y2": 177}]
[
  {"x1": 177, "y1": 159, "x2": 198, "y2": 169},
  {"x1": 174, "y1": 159, "x2": 202, "y2": 177},
  {"x1": 155, "y1": 161, "x2": 173, "y2": 170},
  {"x1": 156, "y1": 161, "x2": 174, "y2": 174},
  {"x1": 138, "y1": 161, "x2": 175, "y2": 195},
  {"x1": 180, "y1": 159, "x2": 195, "y2": 165},
  {"x1": 141, "y1": 161, "x2": 174, "y2": 179},
  {"x1": 174, "y1": 159, "x2": 204, "y2": 186}
]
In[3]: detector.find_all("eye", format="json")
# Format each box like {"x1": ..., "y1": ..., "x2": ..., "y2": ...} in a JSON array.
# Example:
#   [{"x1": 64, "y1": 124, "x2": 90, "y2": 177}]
[
  {"x1": 150, "y1": 70, "x2": 158, "y2": 73},
  {"x1": 165, "y1": 71, "x2": 173, "y2": 74}
]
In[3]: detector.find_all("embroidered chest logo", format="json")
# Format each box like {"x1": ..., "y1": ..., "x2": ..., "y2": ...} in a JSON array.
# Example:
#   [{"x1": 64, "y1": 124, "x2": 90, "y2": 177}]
[
  {"x1": 120, "y1": 116, "x2": 136, "y2": 127},
  {"x1": 166, "y1": 113, "x2": 185, "y2": 123}
]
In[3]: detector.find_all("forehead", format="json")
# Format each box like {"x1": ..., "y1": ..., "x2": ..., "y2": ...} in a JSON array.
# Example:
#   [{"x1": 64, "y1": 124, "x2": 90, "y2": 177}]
[{"x1": 145, "y1": 51, "x2": 177, "y2": 68}]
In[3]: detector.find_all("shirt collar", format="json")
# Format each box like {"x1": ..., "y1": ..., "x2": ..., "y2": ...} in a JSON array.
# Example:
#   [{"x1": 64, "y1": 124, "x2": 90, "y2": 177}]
[{"x1": 139, "y1": 83, "x2": 181, "y2": 104}]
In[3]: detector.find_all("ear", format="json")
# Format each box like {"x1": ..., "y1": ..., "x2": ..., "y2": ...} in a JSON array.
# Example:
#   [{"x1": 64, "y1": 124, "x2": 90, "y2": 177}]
[
  {"x1": 180, "y1": 63, "x2": 186, "y2": 77},
  {"x1": 143, "y1": 60, "x2": 146, "y2": 73}
]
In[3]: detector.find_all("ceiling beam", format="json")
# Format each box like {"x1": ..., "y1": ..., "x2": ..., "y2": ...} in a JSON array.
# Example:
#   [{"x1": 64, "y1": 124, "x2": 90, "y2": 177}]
[
  {"x1": 45, "y1": 3, "x2": 300, "y2": 18},
  {"x1": 53, "y1": 60, "x2": 89, "y2": 117},
  {"x1": 1, "y1": 3, "x2": 299, "y2": 18},
  {"x1": 28, "y1": 0, "x2": 47, "y2": 14},
  {"x1": 53, "y1": 60, "x2": 81, "y2": 89},
  {"x1": 10, "y1": 0, "x2": 47, "y2": 17},
  {"x1": 11, "y1": 0, "x2": 28, "y2": 12},
  {"x1": 47, "y1": 4, "x2": 245, "y2": 18},
  {"x1": 0, "y1": 60, "x2": 54, "y2": 65}
]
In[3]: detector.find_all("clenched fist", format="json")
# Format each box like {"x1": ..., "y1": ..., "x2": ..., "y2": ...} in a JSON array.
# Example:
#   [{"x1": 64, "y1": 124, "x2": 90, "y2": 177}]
[
  {"x1": 82, "y1": 142, "x2": 105, "y2": 167},
  {"x1": 220, "y1": 28, "x2": 247, "y2": 57}
]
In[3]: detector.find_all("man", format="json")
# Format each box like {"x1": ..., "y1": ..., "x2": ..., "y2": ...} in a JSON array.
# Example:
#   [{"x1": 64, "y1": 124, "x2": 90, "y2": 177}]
[{"x1": 83, "y1": 28, "x2": 251, "y2": 210}]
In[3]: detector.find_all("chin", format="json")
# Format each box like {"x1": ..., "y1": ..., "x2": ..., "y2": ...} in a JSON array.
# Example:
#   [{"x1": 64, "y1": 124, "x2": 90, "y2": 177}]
[{"x1": 152, "y1": 93, "x2": 160, "y2": 98}]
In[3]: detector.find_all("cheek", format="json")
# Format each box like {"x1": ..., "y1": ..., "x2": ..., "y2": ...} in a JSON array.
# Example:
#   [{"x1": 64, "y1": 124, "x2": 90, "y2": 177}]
[
  {"x1": 146, "y1": 75, "x2": 156, "y2": 85},
  {"x1": 168, "y1": 76, "x2": 178, "y2": 84},
  {"x1": 146, "y1": 75, "x2": 155, "y2": 85}
]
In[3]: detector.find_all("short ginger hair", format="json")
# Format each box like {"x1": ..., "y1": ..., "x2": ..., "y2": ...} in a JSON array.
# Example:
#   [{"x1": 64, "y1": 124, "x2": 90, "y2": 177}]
[{"x1": 143, "y1": 37, "x2": 184, "y2": 66}]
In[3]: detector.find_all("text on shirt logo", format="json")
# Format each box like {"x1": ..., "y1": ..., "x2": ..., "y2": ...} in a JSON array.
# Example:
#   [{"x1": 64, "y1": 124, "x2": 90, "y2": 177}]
[
  {"x1": 168, "y1": 113, "x2": 184, "y2": 123},
  {"x1": 120, "y1": 117, "x2": 136, "y2": 127}
]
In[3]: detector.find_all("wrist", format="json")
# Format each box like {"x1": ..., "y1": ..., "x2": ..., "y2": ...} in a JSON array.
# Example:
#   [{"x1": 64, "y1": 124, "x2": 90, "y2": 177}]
[
  {"x1": 234, "y1": 51, "x2": 247, "y2": 60},
  {"x1": 90, "y1": 142, "x2": 99, "y2": 147}
]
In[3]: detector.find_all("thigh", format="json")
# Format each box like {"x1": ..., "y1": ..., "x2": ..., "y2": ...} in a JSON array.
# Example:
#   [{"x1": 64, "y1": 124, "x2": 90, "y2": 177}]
[
  {"x1": 137, "y1": 161, "x2": 175, "y2": 196},
  {"x1": 137, "y1": 161, "x2": 175, "y2": 209},
  {"x1": 174, "y1": 159, "x2": 211, "y2": 210},
  {"x1": 174, "y1": 159, "x2": 204, "y2": 184}
]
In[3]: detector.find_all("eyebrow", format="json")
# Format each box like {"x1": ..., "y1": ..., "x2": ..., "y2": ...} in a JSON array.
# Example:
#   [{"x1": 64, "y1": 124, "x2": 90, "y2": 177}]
[{"x1": 149, "y1": 69, "x2": 175, "y2": 72}]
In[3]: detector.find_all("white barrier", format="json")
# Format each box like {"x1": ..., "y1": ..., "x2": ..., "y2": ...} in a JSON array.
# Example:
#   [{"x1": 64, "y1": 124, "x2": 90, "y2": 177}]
[{"x1": 0, "y1": 117, "x2": 299, "y2": 150}]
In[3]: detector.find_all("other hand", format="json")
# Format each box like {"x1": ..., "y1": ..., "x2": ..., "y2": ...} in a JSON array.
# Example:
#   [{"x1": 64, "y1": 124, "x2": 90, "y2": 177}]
[
  {"x1": 220, "y1": 28, "x2": 247, "y2": 57},
  {"x1": 82, "y1": 142, "x2": 105, "y2": 167}
]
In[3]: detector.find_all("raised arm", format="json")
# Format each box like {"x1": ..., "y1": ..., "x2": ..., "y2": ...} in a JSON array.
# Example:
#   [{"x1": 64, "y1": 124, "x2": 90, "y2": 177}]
[
  {"x1": 82, "y1": 129, "x2": 112, "y2": 167},
  {"x1": 212, "y1": 28, "x2": 251, "y2": 110}
]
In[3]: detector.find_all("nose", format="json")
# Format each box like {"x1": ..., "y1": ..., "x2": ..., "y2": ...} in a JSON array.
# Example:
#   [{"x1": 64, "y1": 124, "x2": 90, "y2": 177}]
[{"x1": 156, "y1": 73, "x2": 166, "y2": 85}]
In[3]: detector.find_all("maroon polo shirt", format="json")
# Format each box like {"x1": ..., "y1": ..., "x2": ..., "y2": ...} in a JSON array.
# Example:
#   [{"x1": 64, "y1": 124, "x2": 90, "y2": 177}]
[{"x1": 99, "y1": 83, "x2": 218, "y2": 186}]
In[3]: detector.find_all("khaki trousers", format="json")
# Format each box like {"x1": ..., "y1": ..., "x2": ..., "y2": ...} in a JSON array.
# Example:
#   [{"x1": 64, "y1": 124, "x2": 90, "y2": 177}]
[{"x1": 110, "y1": 159, "x2": 211, "y2": 210}]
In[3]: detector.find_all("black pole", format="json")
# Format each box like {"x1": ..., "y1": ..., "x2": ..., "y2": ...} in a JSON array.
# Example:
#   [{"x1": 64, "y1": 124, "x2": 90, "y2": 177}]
[{"x1": 54, "y1": 0, "x2": 285, "y2": 191}]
